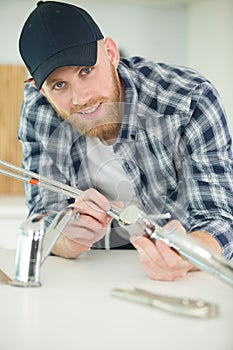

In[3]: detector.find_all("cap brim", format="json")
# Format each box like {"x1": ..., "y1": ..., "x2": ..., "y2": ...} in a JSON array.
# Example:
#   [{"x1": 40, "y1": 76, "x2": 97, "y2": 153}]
[{"x1": 33, "y1": 41, "x2": 98, "y2": 89}]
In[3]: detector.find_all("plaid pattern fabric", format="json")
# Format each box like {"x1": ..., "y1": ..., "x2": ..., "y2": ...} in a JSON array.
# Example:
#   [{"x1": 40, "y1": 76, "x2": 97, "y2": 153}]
[{"x1": 18, "y1": 57, "x2": 233, "y2": 258}]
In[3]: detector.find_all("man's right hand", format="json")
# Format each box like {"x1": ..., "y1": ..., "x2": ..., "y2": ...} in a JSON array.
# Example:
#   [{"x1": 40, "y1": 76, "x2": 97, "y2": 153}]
[{"x1": 52, "y1": 188, "x2": 123, "y2": 258}]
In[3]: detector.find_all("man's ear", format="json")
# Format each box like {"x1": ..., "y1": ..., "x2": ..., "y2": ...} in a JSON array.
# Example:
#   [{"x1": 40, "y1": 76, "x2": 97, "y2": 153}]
[
  {"x1": 25, "y1": 77, "x2": 47, "y2": 96},
  {"x1": 104, "y1": 37, "x2": 120, "y2": 68},
  {"x1": 24, "y1": 77, "x2": 36, "y2": 87}
]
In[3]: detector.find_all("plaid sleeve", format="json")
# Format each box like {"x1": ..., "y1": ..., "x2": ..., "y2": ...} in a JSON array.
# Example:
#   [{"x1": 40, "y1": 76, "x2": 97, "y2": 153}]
[
  {"x1": 181, "y1": 81, "x2": 233, "y2": 259},
  {"x1": 18, "y1": 84, "x2": 72, "y2": 225}
]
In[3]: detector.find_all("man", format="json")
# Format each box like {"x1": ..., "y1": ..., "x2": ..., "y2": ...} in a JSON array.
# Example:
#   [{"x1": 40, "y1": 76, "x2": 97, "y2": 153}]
[{"x1": 18, "y1": 1, "x2": 233, "y2": 281}]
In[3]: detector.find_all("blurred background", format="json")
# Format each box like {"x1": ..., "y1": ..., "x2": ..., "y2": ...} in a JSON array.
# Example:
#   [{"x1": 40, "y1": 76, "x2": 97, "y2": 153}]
[{"x1": 0, "y1": 0, "x2": 232, "y2": 247}]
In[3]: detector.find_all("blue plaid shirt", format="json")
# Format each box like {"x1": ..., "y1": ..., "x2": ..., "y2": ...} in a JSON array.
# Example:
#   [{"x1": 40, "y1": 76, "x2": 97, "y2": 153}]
[{"x1": 18, "y1": 57, "x2": 233, "y2": 259}]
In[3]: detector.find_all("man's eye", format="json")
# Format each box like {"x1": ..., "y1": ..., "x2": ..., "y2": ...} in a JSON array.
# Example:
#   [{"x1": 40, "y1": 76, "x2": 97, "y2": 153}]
[
  {"x1": 81, "y1": 67, "x2": 92, "y2": 75},
  {"x1": 54, "y1": 82, "x2": 64, "y2": 89}
]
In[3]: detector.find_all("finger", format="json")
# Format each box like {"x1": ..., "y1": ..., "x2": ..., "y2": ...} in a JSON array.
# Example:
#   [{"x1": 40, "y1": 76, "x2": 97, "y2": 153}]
[
  {"x1": 131, "y1": 238, "x2": 174, "y2": 280},
  {"x1": 156, "y1": 239, "x2": 180, "y2": 266},
  {"x1": 72, "y1": 200, "x2": 111, "y2": 225},
  {"x1": 156, "y1": 240, "x2": 194, "y2": 277},
  {"x1": 111, "y1": 200, "x2": 124, "y2": 210},
  {"x1": 63, "y1": 215, "x2": 108, "y2": 246},
  {"x1": 74, "y1": 188, "x2": 111, "y2": 212},
  {"x1": 131, "y1": 235, "x2": 190, "y2": 280},
  {"x1": 131, "y1": 235, "x2": 170, "y2": 270},
  {"x1": 163, "y1": 220, "x2": 186, "y2": 235},
  {"x1": 68, "y1": 213, "x2": 111, "y2": 233}
]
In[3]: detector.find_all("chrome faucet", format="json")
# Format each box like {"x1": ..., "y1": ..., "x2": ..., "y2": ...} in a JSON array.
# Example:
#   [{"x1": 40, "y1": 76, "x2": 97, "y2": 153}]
[
  {"x1": 11, "y1": 207, "x2": 75, "y2": 287},
  {"x1": 9, "y1": 204, "x2": 233, "y2": 288}
]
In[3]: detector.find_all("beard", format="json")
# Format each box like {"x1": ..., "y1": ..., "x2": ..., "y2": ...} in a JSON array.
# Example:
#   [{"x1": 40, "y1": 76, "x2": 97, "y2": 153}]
[{"x1": 47, "y1": 63, "x2": 123, "y2": 140}]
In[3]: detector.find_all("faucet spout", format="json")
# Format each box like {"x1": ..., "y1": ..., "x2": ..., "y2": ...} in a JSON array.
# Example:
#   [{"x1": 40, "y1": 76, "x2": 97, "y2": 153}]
[
  {"x1": 41, "y1": 207, "x2": 75, "y2": 264},
  {"x1": 11, "y1": 207, "x2": 75, "y2": 287}
]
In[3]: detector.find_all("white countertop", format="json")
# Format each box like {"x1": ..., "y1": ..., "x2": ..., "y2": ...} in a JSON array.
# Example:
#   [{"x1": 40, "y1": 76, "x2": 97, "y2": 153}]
[{"x1": 0, "y1": 248, "x2": 233, "y2": 350}]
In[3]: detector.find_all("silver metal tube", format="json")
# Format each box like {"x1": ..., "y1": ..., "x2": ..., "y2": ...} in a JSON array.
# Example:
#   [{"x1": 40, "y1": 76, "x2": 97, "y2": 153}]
[
  {"x1": 41, "y1": 207, "x2": 75, "y2": 264},
  {"x1": 137, "y1": 212, "x2": 233, "y2": 288},
  {"x1": 0, "y1": 159, "x2": 122, "y2": 220}
]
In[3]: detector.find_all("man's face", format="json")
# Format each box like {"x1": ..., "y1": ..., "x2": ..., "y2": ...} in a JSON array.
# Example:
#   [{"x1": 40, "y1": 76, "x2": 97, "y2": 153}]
[{"x1": 40, "y1": 39, "x2": 123, "y2": 141}]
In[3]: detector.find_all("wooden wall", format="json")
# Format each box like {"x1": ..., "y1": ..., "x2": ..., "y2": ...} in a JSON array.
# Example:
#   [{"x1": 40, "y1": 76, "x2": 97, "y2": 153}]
[{"x1": 0, "y1": 65, "x2": 27, "y2": 194}]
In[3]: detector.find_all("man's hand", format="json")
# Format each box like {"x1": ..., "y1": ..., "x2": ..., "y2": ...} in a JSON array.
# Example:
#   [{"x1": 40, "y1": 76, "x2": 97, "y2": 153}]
[
  {"x1": 130, "y1": 235, "x2": 194, "y2": 281},
  {"x1": 52, "y1": 188, "x2": 123, "y2": 258},
  {"x1": 130, "y1": 220, "x2": 221, "y2": 281}
]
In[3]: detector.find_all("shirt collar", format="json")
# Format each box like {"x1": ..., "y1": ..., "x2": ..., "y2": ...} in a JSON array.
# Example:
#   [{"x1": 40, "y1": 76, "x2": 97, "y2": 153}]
[{"x1": 117, "y1": 61, "x2": 139, "y2": 142}]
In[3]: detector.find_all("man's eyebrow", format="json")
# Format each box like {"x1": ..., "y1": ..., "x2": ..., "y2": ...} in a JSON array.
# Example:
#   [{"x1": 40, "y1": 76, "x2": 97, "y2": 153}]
[
  {"x1": 45, "y1": 77, "x2": 62, "y2": 86},
  {"x1": 45, "y1": 67, "x2": 83, "y2": 86}
]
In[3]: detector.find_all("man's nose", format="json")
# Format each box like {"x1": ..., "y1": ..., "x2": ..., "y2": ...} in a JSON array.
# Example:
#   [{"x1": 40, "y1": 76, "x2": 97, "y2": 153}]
[{"x1": 71, "y1": 84, "x2": 91, "y2": 106}]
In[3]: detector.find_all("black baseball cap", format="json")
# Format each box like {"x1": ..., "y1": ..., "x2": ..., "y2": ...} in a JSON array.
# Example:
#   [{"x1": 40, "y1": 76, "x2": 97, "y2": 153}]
[{"x1": 19, "y1": 1, "x2": 104, "y2": 89}]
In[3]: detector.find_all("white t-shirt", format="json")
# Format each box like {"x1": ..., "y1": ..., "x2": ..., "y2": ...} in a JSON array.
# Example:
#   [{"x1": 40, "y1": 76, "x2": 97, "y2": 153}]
[
  {"x1": 86, "y1": 137, "x2": 140, "y2": 246},
  {"x1": 86, "y1": 137, "x2": 138, "y2": 209}
]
